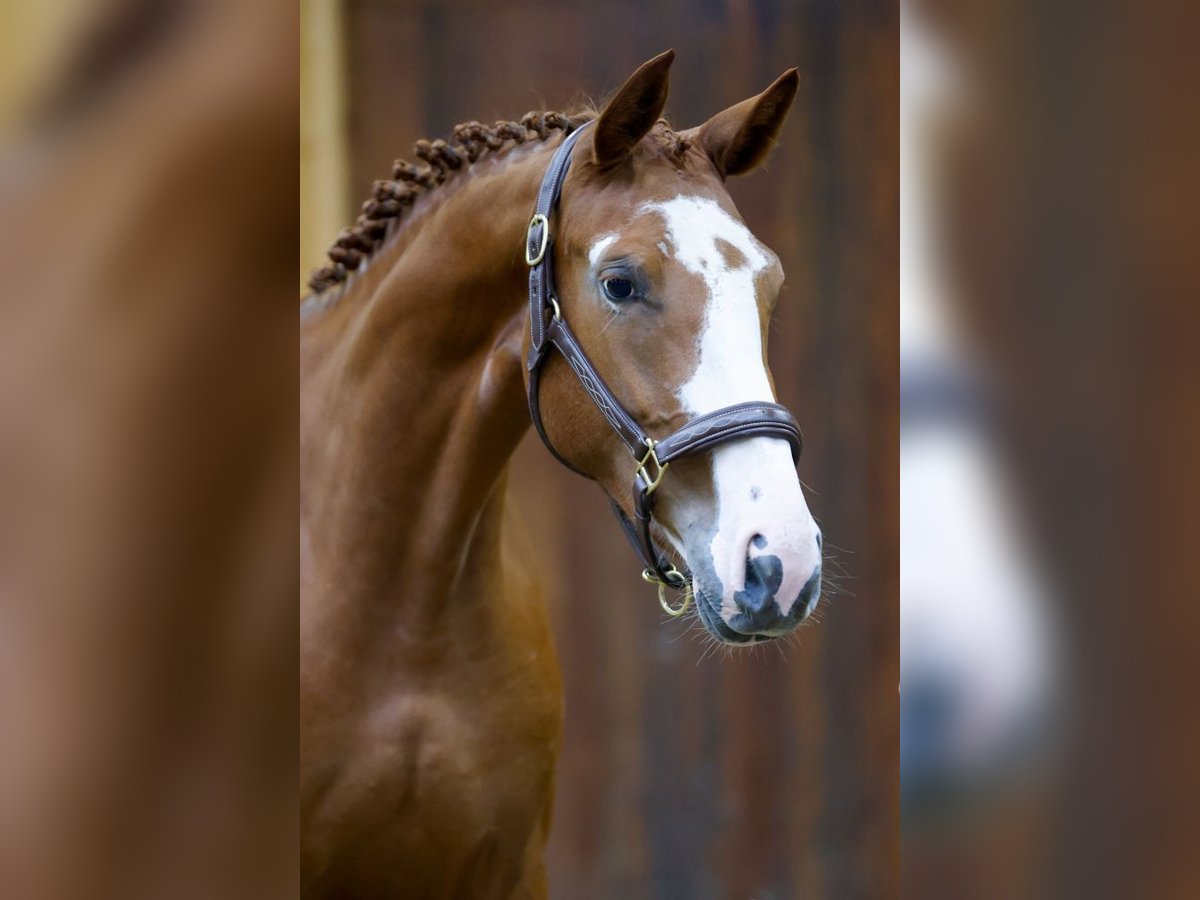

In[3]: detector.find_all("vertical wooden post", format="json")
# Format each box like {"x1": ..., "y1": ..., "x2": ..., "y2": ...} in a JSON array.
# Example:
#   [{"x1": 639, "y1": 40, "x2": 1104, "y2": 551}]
[
  {"x1": 300, "y1": 0, "x2": 349, "y2": 294},
  {"x1": 0, "y1": 0, "x2": 85, "y2": 137}
]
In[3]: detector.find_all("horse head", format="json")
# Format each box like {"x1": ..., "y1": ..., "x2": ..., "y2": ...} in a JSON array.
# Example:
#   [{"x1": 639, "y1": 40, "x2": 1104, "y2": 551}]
[{"x1": 530, "y1": 52, "x2": 822, "y2": 644}]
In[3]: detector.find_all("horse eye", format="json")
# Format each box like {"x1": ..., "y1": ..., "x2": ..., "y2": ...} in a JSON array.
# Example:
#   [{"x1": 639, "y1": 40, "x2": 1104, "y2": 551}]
[{"x1": 601, "y1": 276, "x2": 637, "y2": 303}]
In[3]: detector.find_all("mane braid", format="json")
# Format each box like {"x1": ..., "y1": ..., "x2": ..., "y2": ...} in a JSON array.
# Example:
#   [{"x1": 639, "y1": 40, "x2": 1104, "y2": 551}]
[{"x1": 307, "y1": 109, "x2": 593, "y2": 296}]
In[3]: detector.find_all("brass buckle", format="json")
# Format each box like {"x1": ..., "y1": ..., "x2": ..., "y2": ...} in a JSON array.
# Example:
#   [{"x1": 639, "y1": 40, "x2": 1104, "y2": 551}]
[
  {"x1": 525, "y1": 213, "x2": 549, "y2": 266},
  {"x1": 635, "y1": 438, "x2": 669, "y2": 495},
  {"x1": 642, "y1": 567, "x2": 693, "y2": 617}
]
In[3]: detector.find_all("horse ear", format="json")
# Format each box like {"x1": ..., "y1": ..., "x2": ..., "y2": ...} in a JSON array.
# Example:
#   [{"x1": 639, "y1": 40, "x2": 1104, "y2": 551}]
[
  {"x1": 592, "y1": 50, "x2": 675, "y2": 167},
  {"x1": 696, "y1": 69, "x2": 800, "y2": 178}
]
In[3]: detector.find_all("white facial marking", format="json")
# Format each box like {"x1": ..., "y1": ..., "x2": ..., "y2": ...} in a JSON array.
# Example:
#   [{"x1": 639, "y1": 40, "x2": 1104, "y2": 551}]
[
  {"x1": 588, "y1": 234, "x2": 618, "y2": 269},
  {"x1": 643, "y1": 195, "x2": 821, "y2": 622}
]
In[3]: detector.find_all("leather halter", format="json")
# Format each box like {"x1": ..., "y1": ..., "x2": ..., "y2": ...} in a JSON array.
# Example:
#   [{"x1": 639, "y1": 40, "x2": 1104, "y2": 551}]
[{"x1": 525, "y1": 120, "x2": 803, "y2": 614}]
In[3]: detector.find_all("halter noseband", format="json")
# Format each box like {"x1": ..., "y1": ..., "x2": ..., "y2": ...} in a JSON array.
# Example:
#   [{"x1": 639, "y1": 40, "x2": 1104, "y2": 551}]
[{"x1": 525, "y1": 121, "x2": 803, "y2": 616}]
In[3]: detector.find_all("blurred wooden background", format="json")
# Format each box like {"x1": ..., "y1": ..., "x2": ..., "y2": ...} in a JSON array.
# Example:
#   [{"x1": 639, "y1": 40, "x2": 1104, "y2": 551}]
[{"x1": 301, "y1": 1, "x2": 898, "y2": 896}]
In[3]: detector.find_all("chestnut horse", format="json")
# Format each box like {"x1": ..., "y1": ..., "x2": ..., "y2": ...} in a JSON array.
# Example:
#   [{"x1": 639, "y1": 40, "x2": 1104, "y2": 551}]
[{"x1": 300, "y1": 52, "x2": 822, "y2": 898}]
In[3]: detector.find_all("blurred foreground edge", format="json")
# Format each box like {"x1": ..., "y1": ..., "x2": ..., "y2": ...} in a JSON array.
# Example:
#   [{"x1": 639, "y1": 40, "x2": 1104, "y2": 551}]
[
  {"x1": 0, "y1": 1, "x2": 297, "y2": 898},
  {"x1": 903, "y1": 0, "x2": 1200, "y2": 898}
]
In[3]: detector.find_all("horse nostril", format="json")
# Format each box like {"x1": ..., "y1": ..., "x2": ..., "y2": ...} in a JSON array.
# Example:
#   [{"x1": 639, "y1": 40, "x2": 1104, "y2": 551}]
[
  {"x1": 741, "y1": 552, "x2": 784, "y2": 613},
  {"x1": 795, "y1": 565, "x2": 822, "y2": 613}
]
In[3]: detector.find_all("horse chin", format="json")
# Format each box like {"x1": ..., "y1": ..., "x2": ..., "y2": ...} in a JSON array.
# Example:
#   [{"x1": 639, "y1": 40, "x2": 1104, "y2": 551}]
[{"x1": 692, "y1": 583, "x2": 776, "y2": 647}]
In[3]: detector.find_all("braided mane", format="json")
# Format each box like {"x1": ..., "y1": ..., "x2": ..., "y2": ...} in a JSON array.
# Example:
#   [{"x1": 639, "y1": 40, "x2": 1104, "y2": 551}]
[{"x1": 307, "y1": 110, "x2": 597, "y2": 296}]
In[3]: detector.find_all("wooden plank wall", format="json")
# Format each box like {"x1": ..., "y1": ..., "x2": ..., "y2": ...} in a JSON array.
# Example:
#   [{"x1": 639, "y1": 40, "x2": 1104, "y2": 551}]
[{"x1": 330, "y1": 1, "x2": 898, "y2": 896}]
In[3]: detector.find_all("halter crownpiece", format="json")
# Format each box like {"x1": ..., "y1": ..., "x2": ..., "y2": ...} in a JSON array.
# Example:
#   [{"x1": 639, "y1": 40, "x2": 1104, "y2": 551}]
[{"x1": 525, "y1": 120, "x2": 803, "y2": 617}]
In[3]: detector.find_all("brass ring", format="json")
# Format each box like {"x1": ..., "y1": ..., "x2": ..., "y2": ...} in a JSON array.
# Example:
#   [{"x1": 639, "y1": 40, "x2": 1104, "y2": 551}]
[
  {"x1": 657, "y1": 581, "x2": 692, "y2": 617},
  {"x1": 642, "y1": 567, "x2": 692, "y2": 617}
]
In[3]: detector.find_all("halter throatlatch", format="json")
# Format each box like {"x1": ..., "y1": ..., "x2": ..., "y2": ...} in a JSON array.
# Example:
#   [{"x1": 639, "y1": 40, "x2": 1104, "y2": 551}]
[{"x1": 525, "y1": 121, "x2": 803, "y2": 617}]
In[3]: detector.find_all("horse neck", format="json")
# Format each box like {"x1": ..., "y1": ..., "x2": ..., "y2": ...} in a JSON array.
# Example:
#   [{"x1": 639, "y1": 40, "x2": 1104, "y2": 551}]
[{"x1": 301, "y1": 143, "x2": 553, "y2": 636}]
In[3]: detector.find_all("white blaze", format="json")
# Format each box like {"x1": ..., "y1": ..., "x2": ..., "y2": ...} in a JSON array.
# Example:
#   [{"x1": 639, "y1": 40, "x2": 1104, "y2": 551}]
[{"x1": 643, "y1": 196, "x2": 821, "y2": 619}]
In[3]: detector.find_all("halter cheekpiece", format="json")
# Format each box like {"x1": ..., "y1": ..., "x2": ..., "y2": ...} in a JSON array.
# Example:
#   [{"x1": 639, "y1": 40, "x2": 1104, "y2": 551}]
[{"x1": 525, "y1": 121, "x2": 804, "y2": 616}]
